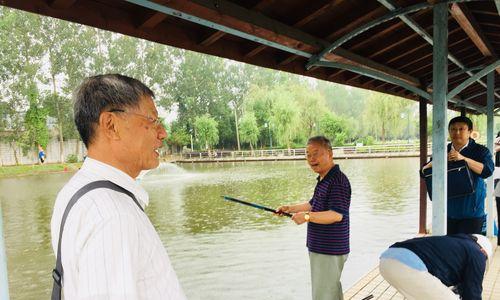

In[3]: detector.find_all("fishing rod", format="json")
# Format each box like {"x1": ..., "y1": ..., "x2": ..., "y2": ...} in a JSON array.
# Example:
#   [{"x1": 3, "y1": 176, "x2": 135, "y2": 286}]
[{"x1": 221, "y1": 196, "x2": 292, "y2": 218}]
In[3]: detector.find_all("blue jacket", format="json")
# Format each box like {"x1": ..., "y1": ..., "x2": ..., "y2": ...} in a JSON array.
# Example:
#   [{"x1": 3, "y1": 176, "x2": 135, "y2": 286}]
[
  {"x1": 447, "y1": 139, "x2": 494, "y2": 219},
  {"x1": 391, "y1": 234, "x2": 486, "y2": 300}
]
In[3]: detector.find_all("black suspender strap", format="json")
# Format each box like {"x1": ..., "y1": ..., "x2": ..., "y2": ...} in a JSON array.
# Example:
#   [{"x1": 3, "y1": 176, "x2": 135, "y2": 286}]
[{"x1": 51, "y1": 180, "x2": 144, "y2": 300}]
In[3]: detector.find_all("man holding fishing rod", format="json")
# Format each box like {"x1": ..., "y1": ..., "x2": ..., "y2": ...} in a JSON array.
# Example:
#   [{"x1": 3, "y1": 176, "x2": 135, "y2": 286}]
[{"x1": 276, "y1": 136, "x2": 351, "y2": 300}]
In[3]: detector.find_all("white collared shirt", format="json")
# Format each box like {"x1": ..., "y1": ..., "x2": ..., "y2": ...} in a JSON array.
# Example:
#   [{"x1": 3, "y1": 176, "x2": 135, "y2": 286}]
[{"x1": 51, "y1": 158, "x2": 186, "y2": 300}]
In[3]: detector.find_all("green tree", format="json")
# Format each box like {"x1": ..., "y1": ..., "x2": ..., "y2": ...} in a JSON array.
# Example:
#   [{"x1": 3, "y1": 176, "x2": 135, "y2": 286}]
[
  {"x1": 0, "y1": 8, "x2": 44, "y2": 164},
  {"x1": 270, "y1": 88, "x2": 300, "y2": 149},
  {"x1": 293, "y1": 84, "x2": 327, "y2": 138},
  {"x1": 39, "y1": 16, "x2": 94, "y2": 161},
  {"x1": 239, "y1": 112, "x2": 259, "y2": 150},
  {"x1": 244, "y1": 85, "x2": 274, "y2": 148},
  {"x1": 22, "y1": 87, "x2": 49, "y2": 157},
  {"x1": 194, "y1": 115, "x2": 219, "y2": 150},
  {"x1": 363, "y1": 92, "x2": 411, "y2": 142},
  {"x1": 319, "y1": 113, "x2": 349, "y2": 146},
  {"x1": 166, "y1": 121, "x2": 191, "y2": 153}
]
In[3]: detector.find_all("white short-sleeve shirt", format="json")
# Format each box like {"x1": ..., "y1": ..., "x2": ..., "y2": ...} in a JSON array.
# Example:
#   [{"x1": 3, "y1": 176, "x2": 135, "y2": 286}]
[{"x1": 51, "y1": 157, "x2": 186, "y2": 300}]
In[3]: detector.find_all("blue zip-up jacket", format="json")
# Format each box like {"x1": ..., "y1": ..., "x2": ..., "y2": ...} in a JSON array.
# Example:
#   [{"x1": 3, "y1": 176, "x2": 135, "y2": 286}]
[
  {"x1": 447, "y1": 139, "x2": 494, "y2": 219},
  {"x1": 423, "y1": 138, "x2": 494, "y2": 219}
]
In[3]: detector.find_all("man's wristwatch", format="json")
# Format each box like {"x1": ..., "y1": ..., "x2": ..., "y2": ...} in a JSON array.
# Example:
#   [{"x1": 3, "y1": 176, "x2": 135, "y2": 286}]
[{"x1": 304, "y1": 212, "x2": 310, "y2": 222}]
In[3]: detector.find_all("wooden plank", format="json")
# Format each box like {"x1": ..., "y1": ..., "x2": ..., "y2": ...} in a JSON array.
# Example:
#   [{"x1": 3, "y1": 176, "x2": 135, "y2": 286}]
[
  {"x1": 293, "y1": 0, "x2": 346, "y2": 28},
  {"x1": 176, "y1": 0, "x2": 420, "y2": 87},
  {"x1": 248, "y1": 0, "x2": 346, "y2": 66},
  {"x1": 199, "y1": 30, "x2": 226, "y2": 47},
  {"x1": 450, "y1": 3, "x2": 499, "y2": 74},
  {"x1": 139, "y1": 12, "x2": 168, "y2": 30},
  {"x1": 49, "y1": 0, "x2": 77, "y2": 9},
  {"x1": 349, "y1": 10, "x2": 429, "y2": 52},
  {"x1": 197, "y1": 0, "x2": 273, "y2": 47}
]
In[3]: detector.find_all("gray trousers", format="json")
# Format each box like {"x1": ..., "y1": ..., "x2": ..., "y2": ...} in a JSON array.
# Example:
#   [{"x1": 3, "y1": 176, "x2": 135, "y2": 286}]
[{"x1": 309, "y1": 252, "x2": 348, "y2": 300}]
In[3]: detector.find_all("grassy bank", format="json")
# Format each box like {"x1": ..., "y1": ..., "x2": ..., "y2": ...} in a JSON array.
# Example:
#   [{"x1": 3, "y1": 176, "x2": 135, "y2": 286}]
[{"x1": 0, "y1": 163, "x2": 82, "y2": 178}]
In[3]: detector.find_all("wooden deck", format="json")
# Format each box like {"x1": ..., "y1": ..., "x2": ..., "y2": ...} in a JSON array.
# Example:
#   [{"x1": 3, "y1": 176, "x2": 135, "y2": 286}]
[{"x1": 344, "y1": 242, "x2": 500, "y2": 300}]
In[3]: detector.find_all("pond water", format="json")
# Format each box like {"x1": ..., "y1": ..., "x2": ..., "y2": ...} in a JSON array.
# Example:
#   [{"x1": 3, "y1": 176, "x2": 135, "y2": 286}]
[{"x1": 0, "y1": 158, "x2": 428, "y2": 299}]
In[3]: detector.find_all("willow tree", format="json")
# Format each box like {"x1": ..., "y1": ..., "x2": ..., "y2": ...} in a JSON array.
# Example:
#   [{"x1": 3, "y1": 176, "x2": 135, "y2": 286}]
[
  {"x1": 239, "y1": 112, "x2": 259, "y2": 150},
  {"x1": 194, "y1": 115, "x2": 219, "y2": 151}
]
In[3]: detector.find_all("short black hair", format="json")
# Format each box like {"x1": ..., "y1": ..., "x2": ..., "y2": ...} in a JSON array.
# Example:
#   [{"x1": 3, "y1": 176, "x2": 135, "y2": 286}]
[
  {"x1": 307, "y1": 136, "x2": 332, "y2": 150},
  {"x1": 448, "y1": 116, "x2": 473, "y2": 131},
  {"x1": 73, "y1": 74, "x2": 155, "y2": 147}
]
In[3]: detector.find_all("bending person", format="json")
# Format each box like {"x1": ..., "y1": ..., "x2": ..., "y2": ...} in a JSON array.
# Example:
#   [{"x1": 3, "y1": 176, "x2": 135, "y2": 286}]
[{"x1": 380, "y1": 234, "x2": 492, "y2": 300}]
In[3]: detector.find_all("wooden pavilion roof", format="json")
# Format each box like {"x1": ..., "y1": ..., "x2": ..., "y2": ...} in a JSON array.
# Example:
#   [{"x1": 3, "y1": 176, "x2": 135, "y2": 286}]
[{"x1": 2, "y1": 0, "x2": 500, "y2": 113}]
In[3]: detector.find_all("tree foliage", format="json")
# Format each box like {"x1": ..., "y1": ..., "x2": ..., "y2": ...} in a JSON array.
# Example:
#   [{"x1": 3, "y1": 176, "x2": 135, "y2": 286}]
[
  {"x1": 0, "y1": 6, "x2": 427, "y2": 156},
  {"x1": 239, "y1": 112, "x2": 259, "y2": 150},
  {"x1": 194, "y1": 115, "x2": 219, "y2": 150},
  {"x1": 22, "y1": 87, "x2": 49, "y2": 154}
]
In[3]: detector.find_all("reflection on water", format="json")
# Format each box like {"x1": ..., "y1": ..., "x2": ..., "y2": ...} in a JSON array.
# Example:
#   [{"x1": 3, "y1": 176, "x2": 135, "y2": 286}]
[{"x1": 0, "y1": 158, "x2": 427, "y2": 299}]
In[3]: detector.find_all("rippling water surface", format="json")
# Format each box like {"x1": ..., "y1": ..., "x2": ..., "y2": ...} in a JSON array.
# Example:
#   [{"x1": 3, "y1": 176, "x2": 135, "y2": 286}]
[{"x1": 1, "y1": 158, "x2": 428, "y2": 299}]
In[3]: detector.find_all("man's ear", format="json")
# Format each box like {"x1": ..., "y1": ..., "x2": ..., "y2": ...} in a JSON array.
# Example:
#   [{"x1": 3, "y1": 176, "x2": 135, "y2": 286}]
[{"x1": 99, "y1": 111, "x2": 121, "y2": 140}]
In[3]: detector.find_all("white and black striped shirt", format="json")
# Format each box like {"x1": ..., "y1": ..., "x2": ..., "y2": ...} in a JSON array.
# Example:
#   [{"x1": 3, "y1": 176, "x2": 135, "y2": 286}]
[{"x1": 51, "y1": 157, "x2": 186, "y2": 300}]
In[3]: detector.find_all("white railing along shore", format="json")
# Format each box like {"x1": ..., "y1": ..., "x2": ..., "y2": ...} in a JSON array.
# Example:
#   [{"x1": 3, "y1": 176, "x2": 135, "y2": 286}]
[{"x1": 180, "y1": 143, "x2": 433, "y2": 160}]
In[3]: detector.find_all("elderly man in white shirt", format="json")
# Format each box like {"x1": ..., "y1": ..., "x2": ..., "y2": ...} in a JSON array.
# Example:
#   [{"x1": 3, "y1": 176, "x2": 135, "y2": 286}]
[{"x1": 50, "y1": 74, "x2": 186, "y2": 300}]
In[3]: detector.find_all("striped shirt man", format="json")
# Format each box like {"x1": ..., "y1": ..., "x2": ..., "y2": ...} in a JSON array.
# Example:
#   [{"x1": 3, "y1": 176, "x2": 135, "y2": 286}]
[
  {"x1": 307, "y1": 164, "x2": 351, "y2": 255},
  {"x1": 51, "y1": 157, "x2": 186, "y2": 299}
]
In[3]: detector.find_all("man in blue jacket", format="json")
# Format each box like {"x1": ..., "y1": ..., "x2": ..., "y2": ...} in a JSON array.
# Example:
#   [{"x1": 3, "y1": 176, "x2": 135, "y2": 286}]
[
  {"x1": 422, "y1": 116, "x2": 494, "y2": 234},
  {"x1": 380, "y1": 234, "x2": 492, "y2": 300}
]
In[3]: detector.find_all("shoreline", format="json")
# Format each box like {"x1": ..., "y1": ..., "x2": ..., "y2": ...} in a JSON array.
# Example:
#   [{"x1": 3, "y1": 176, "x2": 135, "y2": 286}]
[{"x1": 0, "y1": 163, "x2": 81, "y2": 179}]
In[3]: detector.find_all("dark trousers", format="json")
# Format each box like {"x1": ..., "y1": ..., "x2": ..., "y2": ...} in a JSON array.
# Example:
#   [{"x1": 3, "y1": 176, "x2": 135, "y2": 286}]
[{"x1": 447, "y1": 217, "x2": 483, "y2": 235}]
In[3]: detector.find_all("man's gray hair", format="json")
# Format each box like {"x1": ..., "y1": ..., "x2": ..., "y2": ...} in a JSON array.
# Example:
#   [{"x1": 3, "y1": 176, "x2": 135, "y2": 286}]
[
  {"x1": 73, "y1": 74, "x2": 155, "y2": 147},
  {"x1": 307, "y1": 136, "x2": 332, "y2": 150}
]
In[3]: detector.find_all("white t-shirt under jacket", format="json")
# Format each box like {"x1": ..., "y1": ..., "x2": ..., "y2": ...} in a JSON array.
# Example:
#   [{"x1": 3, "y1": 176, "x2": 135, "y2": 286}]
[{"x1": 51, "y1": 157, "x2": 186, "y2": 300}]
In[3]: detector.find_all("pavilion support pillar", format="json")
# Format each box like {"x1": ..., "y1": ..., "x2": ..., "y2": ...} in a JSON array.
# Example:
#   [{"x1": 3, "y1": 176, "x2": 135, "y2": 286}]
[
  {"x1": 460, "y1": 107, "x2": 466, "y2": 116},
  {"x1": 419, "y1": 97, "x2": 428, "y2": 234},
  {"x1": 431, "y1": 2, "x2": 448, "y2": 236},
  {"x1": 0, "y1": 204, "x2": 9, "y2": 300},
  {"x1": 486, "y1": 72, "x2": 495, "y2": 237}
]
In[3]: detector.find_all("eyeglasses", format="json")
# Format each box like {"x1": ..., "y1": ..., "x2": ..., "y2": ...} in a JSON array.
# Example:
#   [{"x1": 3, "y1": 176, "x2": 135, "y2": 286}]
[{"x1": 109, "y1": 109, "x2": 163, "y2": 128}]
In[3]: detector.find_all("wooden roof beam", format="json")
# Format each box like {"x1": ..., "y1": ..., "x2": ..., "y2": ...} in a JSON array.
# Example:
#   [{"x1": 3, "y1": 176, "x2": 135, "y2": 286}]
[
  {"x1": 349, "y1": 10, "x2": 429, "y2": 52},
  {"x1": 293, "y1": 0, "x2": 345, "y2": 28},
  {"x1": 138, "y1": 12, "x2": 168, "y2": 30},
  {"x1": 49, "y1": 0, "x2": 77, "y2": 9},
  {"x1": 198, "y1": 0, "x2": 272, "y2": 47},
  {"x1": 154, "y1": 0, "x2": 420, "y2": 87},
  {"x1": 450, "y1": 3, "x2": 500, "y2": 74},
  {"x1": 245, "y1": 0, "x2": 345, "y2": 64},
  {"x1": 280, "y1": 6, "x2": 388, "y2": 67}
]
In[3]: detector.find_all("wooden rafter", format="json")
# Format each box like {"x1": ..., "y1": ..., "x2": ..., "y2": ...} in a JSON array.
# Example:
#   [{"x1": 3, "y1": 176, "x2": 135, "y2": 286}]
[
  {"x1": 198, "y1": 0, "x2": 273, "y2": 47},
  {"x1": 348, "y1": 10, "x2": 429, "y2": 52},
  {"x1": 244, "y1": 0, "x2": 343, "y2": 64},
  {"x1": 167, "y1": 0, "x2": 420, "y2": 86},
  {"x1": 279, "y1": 6, "x2": 388, "y2": 67},
  {"x1": 139, "y1": 12, "x2": 168, "y2": 30},
  {"x1": 49, "y1": 0, "x2": 77, "y2": 9},
  {"x1": 450, "y1": 3, "x2": 500, "y2": 74}
]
